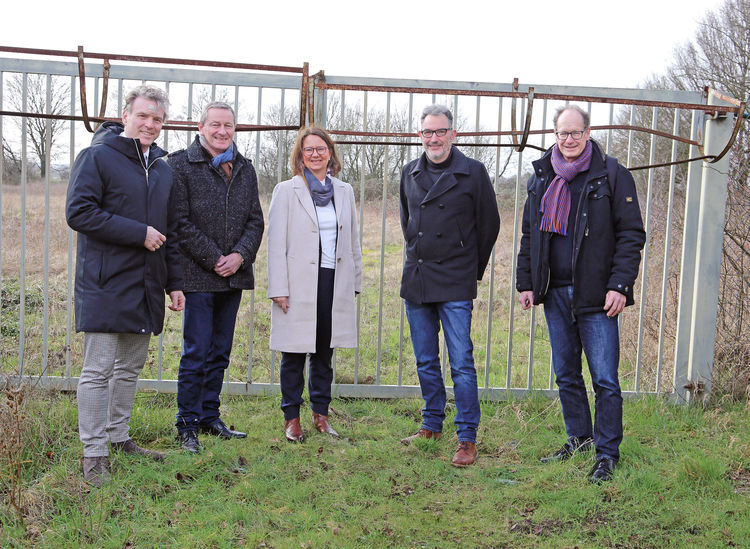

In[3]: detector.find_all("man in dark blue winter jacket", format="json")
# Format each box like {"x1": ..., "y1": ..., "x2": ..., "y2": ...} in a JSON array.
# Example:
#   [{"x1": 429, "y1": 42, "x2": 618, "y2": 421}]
[
  {"x1": 517, "y1": 105, "x2": 646, "y2": 482},
  {"x1": 67, "y1": 85, "x2": 184, "y2": 487}
]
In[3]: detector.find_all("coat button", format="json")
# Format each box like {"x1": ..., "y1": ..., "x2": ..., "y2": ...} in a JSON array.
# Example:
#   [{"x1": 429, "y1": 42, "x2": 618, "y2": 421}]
[
  {"x1": 436, "y1": 259, "x2": 442, "y2": 264},
  {"x1": 436, "y1": 233, "x2": 442, "y2": 237},
  {"x1": 439, "y1": 204, "x2": 445, "y2": 209},
  {"x1": 418, "y1": 259, "x2": 423, "y2": 264},
  {"x1": 418, "y1": 231, "x2": 423, "y2": 237},
  {"x1": 420, "y1": 205, "x2": 425, "y2": 209}
]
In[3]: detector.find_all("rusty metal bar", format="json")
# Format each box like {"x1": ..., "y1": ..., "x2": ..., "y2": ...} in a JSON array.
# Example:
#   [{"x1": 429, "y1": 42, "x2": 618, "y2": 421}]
[
  {"x1": 0, "y1": 45, "x2": 304, "y2": 74},
  {"x1": 314, "y1": 80, "x2": 739, "y2": 114}
]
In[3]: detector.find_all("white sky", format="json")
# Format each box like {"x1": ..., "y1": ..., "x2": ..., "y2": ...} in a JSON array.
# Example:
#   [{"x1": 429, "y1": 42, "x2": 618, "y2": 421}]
[{"x1": 1, "y1": 0, "x2": 724, "y2": 89}]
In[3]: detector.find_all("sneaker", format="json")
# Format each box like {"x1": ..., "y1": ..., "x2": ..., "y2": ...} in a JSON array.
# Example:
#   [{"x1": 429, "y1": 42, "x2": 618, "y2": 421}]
[
  {"x1": 178, "y1": 430, "x2": 202, "y2": 454},
  {"x1": 83, "y1": 456, "x2": 111, "y2": 487}
]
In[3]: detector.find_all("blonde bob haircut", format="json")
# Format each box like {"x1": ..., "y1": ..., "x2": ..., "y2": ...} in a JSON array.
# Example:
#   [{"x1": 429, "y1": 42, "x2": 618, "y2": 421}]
[{"x1": 290, "y1": 126, "x2": 342, "y2": 177}]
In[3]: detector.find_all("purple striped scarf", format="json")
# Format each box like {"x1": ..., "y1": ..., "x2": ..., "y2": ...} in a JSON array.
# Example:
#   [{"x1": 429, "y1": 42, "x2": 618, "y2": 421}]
[{"x1": 539, "y1": 140, "x2": 593, "y2": 235}]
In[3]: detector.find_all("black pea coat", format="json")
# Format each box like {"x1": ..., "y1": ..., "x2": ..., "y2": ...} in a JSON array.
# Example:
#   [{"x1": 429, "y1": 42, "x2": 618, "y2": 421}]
[
  {"x1": 400, "y1": 147, "x2": 500, "y2": 304},
  {"x1": 168, "y1": 136, "x2": 264, "y2": 292},
  {"x1": 66, "y1": 122, "x2": 182, "y2": 335}
]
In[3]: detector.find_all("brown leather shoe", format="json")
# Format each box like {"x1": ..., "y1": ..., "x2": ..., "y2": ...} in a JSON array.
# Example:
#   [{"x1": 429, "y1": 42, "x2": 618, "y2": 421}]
[
  {"x1": 83, "y1": 456, "x2": 111, "y2": 487},
  {"x1": 400, "y1": 428, "x2": 442, "y2": 445},
  {"x1": 284, "y1": 417, "x2": 305, "y2": 442},
  {"x1": 451, "y1": 441, "x2": 478, "y2": 467},
  {"x1": 111, "y1": 438, "x2": 165, "y2": 461},
  {"x1": 312, "y1": 413, "x2": 339, "y2": 437}
]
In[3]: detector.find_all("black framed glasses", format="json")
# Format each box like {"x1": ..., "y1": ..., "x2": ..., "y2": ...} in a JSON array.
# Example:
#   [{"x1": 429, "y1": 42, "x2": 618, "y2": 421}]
[
  {"x1": 420, "y1": 128, "x2": 451, "y2": 138},
  {"x1": 555, "y1": 130, "x2": 586, "y2": 141},
  {"x1": 302, "y1": 146, "x2": 329, "y2": 156}
]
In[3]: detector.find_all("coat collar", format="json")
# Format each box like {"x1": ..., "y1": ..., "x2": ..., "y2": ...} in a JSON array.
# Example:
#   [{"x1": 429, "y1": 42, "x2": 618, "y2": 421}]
[
  {"x1": 409, "y1": 146, "x2": 471, "y2": 203},
  {"x1": 531, "y1": 139, "x2": 607, "y2": 181},
  {"x1": 291, "y1": 174, "x2": 344, "y2": 224},
  {"x1": 186, "y1": 134, "x2": 244, "y2": 165}
]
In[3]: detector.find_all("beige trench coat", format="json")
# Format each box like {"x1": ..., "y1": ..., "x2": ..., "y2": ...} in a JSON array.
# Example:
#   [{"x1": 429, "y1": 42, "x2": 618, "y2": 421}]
[{"x1": 267, "y1": 174, "x2": 362, "y2": 353}]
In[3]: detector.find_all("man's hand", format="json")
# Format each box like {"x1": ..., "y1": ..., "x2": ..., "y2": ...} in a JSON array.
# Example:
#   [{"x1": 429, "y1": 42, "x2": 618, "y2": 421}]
[
  {"x1": 272, "y1": 296, "x2": 289, "y2": 314},
  {"x1": 168, "y1": 290, "x2": 185, "y2": 311},
  {"x1": 519, "y1": 291, "x2": 534, "y2": 310},
  {"x1": 144, "y1": 226, "x2": 166, "y2": 251},
  {"x1": 603, "y1": 290, "x2": 626, "y2": 317},
  {"x1": 214, "y1": 253, "x2": 242, "y2": 277}
]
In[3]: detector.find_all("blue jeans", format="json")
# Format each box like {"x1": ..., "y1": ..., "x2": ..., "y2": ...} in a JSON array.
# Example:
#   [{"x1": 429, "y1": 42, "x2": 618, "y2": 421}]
[
  {"x1": 404, "y1": 299, "x2": 480, "y2": 442},
  {"x1": 543, "y1": 285, "x2": 622, "y2": 460},
  {"x1": 176, "y1": 290, "x2": 242, "y2": 433}
]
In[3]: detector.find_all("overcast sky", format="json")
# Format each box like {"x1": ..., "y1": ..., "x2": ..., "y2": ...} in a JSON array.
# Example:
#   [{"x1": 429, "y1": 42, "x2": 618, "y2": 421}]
[{"x1": 1, "y1": 0, "x2": 724, "y2": 89}]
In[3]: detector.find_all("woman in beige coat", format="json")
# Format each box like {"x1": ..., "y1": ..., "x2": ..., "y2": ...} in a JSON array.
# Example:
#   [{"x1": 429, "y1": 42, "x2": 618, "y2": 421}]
[{"x1": 267, "y1": 127, "x2": 362, "y2": 442}]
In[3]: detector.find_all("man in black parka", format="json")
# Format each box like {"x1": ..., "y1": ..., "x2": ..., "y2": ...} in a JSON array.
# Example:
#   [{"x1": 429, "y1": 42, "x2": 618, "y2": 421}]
[
  {"x1": 67, "y1": 85, "x2": 185, "y2": 487},
  {"x1": 517, "y1": 105, "x2": 646, "y2": 482},
  {"x1": 399, "y1": 104, "x2": 500, "y2": 467},
  {"x1": 168, "y1": 102, "x2": 264, "y2": 452}
]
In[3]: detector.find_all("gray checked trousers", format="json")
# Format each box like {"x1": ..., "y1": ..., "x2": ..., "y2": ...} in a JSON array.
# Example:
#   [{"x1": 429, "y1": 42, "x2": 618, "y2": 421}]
[{"x1": 77, "y1": 332, "x2": 151, "y2": 457}]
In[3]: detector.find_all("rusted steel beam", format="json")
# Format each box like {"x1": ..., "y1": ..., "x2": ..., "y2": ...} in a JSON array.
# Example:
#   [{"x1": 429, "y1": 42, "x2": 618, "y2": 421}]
[
  {"x1": 0, "y1": 45, "x2": 304, "y2": 74},
  {"x1": 313, "y1": 80, "x2": 740, "y2": 115}
]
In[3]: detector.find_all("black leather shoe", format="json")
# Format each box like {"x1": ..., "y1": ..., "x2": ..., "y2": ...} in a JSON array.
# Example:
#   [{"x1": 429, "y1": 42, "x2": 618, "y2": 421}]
[
  {"x1": 200, "y1": 419, "x2": 247, "y2": 439},
  {"x1": 178, "y1": 430, "x2": 202, "y2": 454},
  {"x1": 540, "y1": 437, "x2": 593, "y2": 463},
  {"x1": 588, "y1": 457, "x2": 617, "y2": 483}
]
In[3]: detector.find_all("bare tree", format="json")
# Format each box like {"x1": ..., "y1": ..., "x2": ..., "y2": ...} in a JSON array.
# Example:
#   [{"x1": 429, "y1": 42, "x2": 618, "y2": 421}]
[{"x1": 6, "y1": 74, "x2": 70, "y2": 179}]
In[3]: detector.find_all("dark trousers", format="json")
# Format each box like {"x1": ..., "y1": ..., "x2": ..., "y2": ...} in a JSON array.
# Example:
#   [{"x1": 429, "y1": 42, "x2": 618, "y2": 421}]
[
  {"x1": 280, "y1": 267, "x2": 335, "y2": 420},
  {"x1": 176, "y1": 290, "x2": 242, "y2": 433}
]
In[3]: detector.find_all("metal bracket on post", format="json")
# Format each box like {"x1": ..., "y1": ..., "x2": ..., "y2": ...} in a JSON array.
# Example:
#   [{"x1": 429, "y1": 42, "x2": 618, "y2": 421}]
[
  {"x1": 311, "y1": 70, "x2": 326, "y2": 128},
  {"x1": 77, "y1": 46, "x2": 110, "y2": 132}
]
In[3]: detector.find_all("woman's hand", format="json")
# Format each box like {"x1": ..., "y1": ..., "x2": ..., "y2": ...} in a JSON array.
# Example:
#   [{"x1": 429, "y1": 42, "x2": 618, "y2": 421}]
[{"x1": 272, "y1": 296, "x2": 289, "y2": 314}]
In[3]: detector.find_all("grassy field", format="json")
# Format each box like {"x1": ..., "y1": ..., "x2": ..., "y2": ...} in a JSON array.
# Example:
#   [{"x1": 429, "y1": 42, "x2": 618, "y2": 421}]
[{"x1": 0, "y1": 389, "x2": 748, "y2": 548}]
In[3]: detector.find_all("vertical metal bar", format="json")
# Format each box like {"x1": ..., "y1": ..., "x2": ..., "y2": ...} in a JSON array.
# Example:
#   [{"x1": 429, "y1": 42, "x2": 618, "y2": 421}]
[
  {"x1": 188, "y1": 83, "x2": 194, "y2": 122},
  {"x1": 163, "y1": 81, "x2": 170, "y2": 152},
  {"x1": 375, "y1": 92, "x2": 391, "y2": 385},
  {"x1": 686, "y1": 94, "x2": 733, "y2": 400},
  {"x1": 634, "y1": 107, "x2": 658, "y2": 392},
  {"x1": 117, "y1": 79, "x2": 123, "y2": 114},
  {"x1": 42, "y1": 74, "x2": 52, "y2": 377},
  {"x1": 672, "y1": 110, "x2": 704, "y2": 401},
  {"x1": 0, "y1": 72, "x2": 4, "y2": 372},
  {"x1": 655, "y1": 109, "x2": 680, "y2": 392},
  {"x1": 484, "y1": 97, "x2": 502, "y2": 391},
  {"x1": 18, "y1": 74, "x2": 29, "y2": 374},
  {"x1": 355, "y1": 91, "x2": 367, "y2": 384},
  {"x1": 66, "y1": 75, "x2": 75, "y2": 377},
  {"x1": 606, "y1": 104, "x2": 614, "y2": 154},
  {"x1": 276, "y1": 89, "x2": 285, "y2": 184},
  {"x1": 93, "y1": 77, "x2": 99, "y2": 123},
  {"x1": 398, "y1": 93, "x2": 413, "y2": 386},
  {"x1": 211, "y1": 83, "x2": 216, "y2": 102},
  {"x1": 507, "y1": 147, "x2": 523, "y2": 391}
]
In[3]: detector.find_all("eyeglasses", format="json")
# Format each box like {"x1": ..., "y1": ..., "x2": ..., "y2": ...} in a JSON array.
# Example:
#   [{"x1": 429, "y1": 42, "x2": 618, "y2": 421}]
[
  {"x1": 555, "y1": 130, "x2": 586, "y2": 141},
  {"x1": 303, "y1": 146, "x2": 329, "y2": 156},
  {"x1": 420, "y1": 128, "x2": 451, "y2": 138}
]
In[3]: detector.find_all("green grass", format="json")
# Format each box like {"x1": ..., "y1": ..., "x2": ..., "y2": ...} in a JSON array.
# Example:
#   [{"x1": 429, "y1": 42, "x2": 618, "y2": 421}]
[{"x1": 1, "y1": 391, "x2": 748, "y2": 548}]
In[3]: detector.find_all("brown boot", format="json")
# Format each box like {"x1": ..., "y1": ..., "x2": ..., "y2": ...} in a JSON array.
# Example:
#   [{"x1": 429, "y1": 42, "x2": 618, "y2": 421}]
[
  {"x1": 312, "y1": 413, "x2": 339, "y2": 437},
  {"x1": 111, "y1": 439, "x2": 165, "y2": 461},
  {"x1": 83, "y1": 456, "x2": 111, "y2": 487},
  {"x1": 400, "y1": 428, "x2": 442, "y2": 445},
  {"x1": 284, "y1": 417, "x2": 305, "y2": 442},
  {"x1": 451, "y1": 441, "x2": 478, "y2": 467}
]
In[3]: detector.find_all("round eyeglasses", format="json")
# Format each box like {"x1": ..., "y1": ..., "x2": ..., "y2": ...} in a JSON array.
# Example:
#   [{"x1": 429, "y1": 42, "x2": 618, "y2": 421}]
[{"x1": 303, "y1": 146, "x2": 329, "y2": 156}]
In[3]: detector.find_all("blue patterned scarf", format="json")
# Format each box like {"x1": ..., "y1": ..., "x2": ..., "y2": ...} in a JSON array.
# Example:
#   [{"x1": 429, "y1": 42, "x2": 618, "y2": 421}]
[
  {"x1": 211, "y1": 143, "x2": 234, "y2": 168},
  {"x1": 304, "y1": 168, "x2": 334, "y2": 207},
  {"x1": 539, "y1": 141, "x2": 593, "y2": 235}
]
